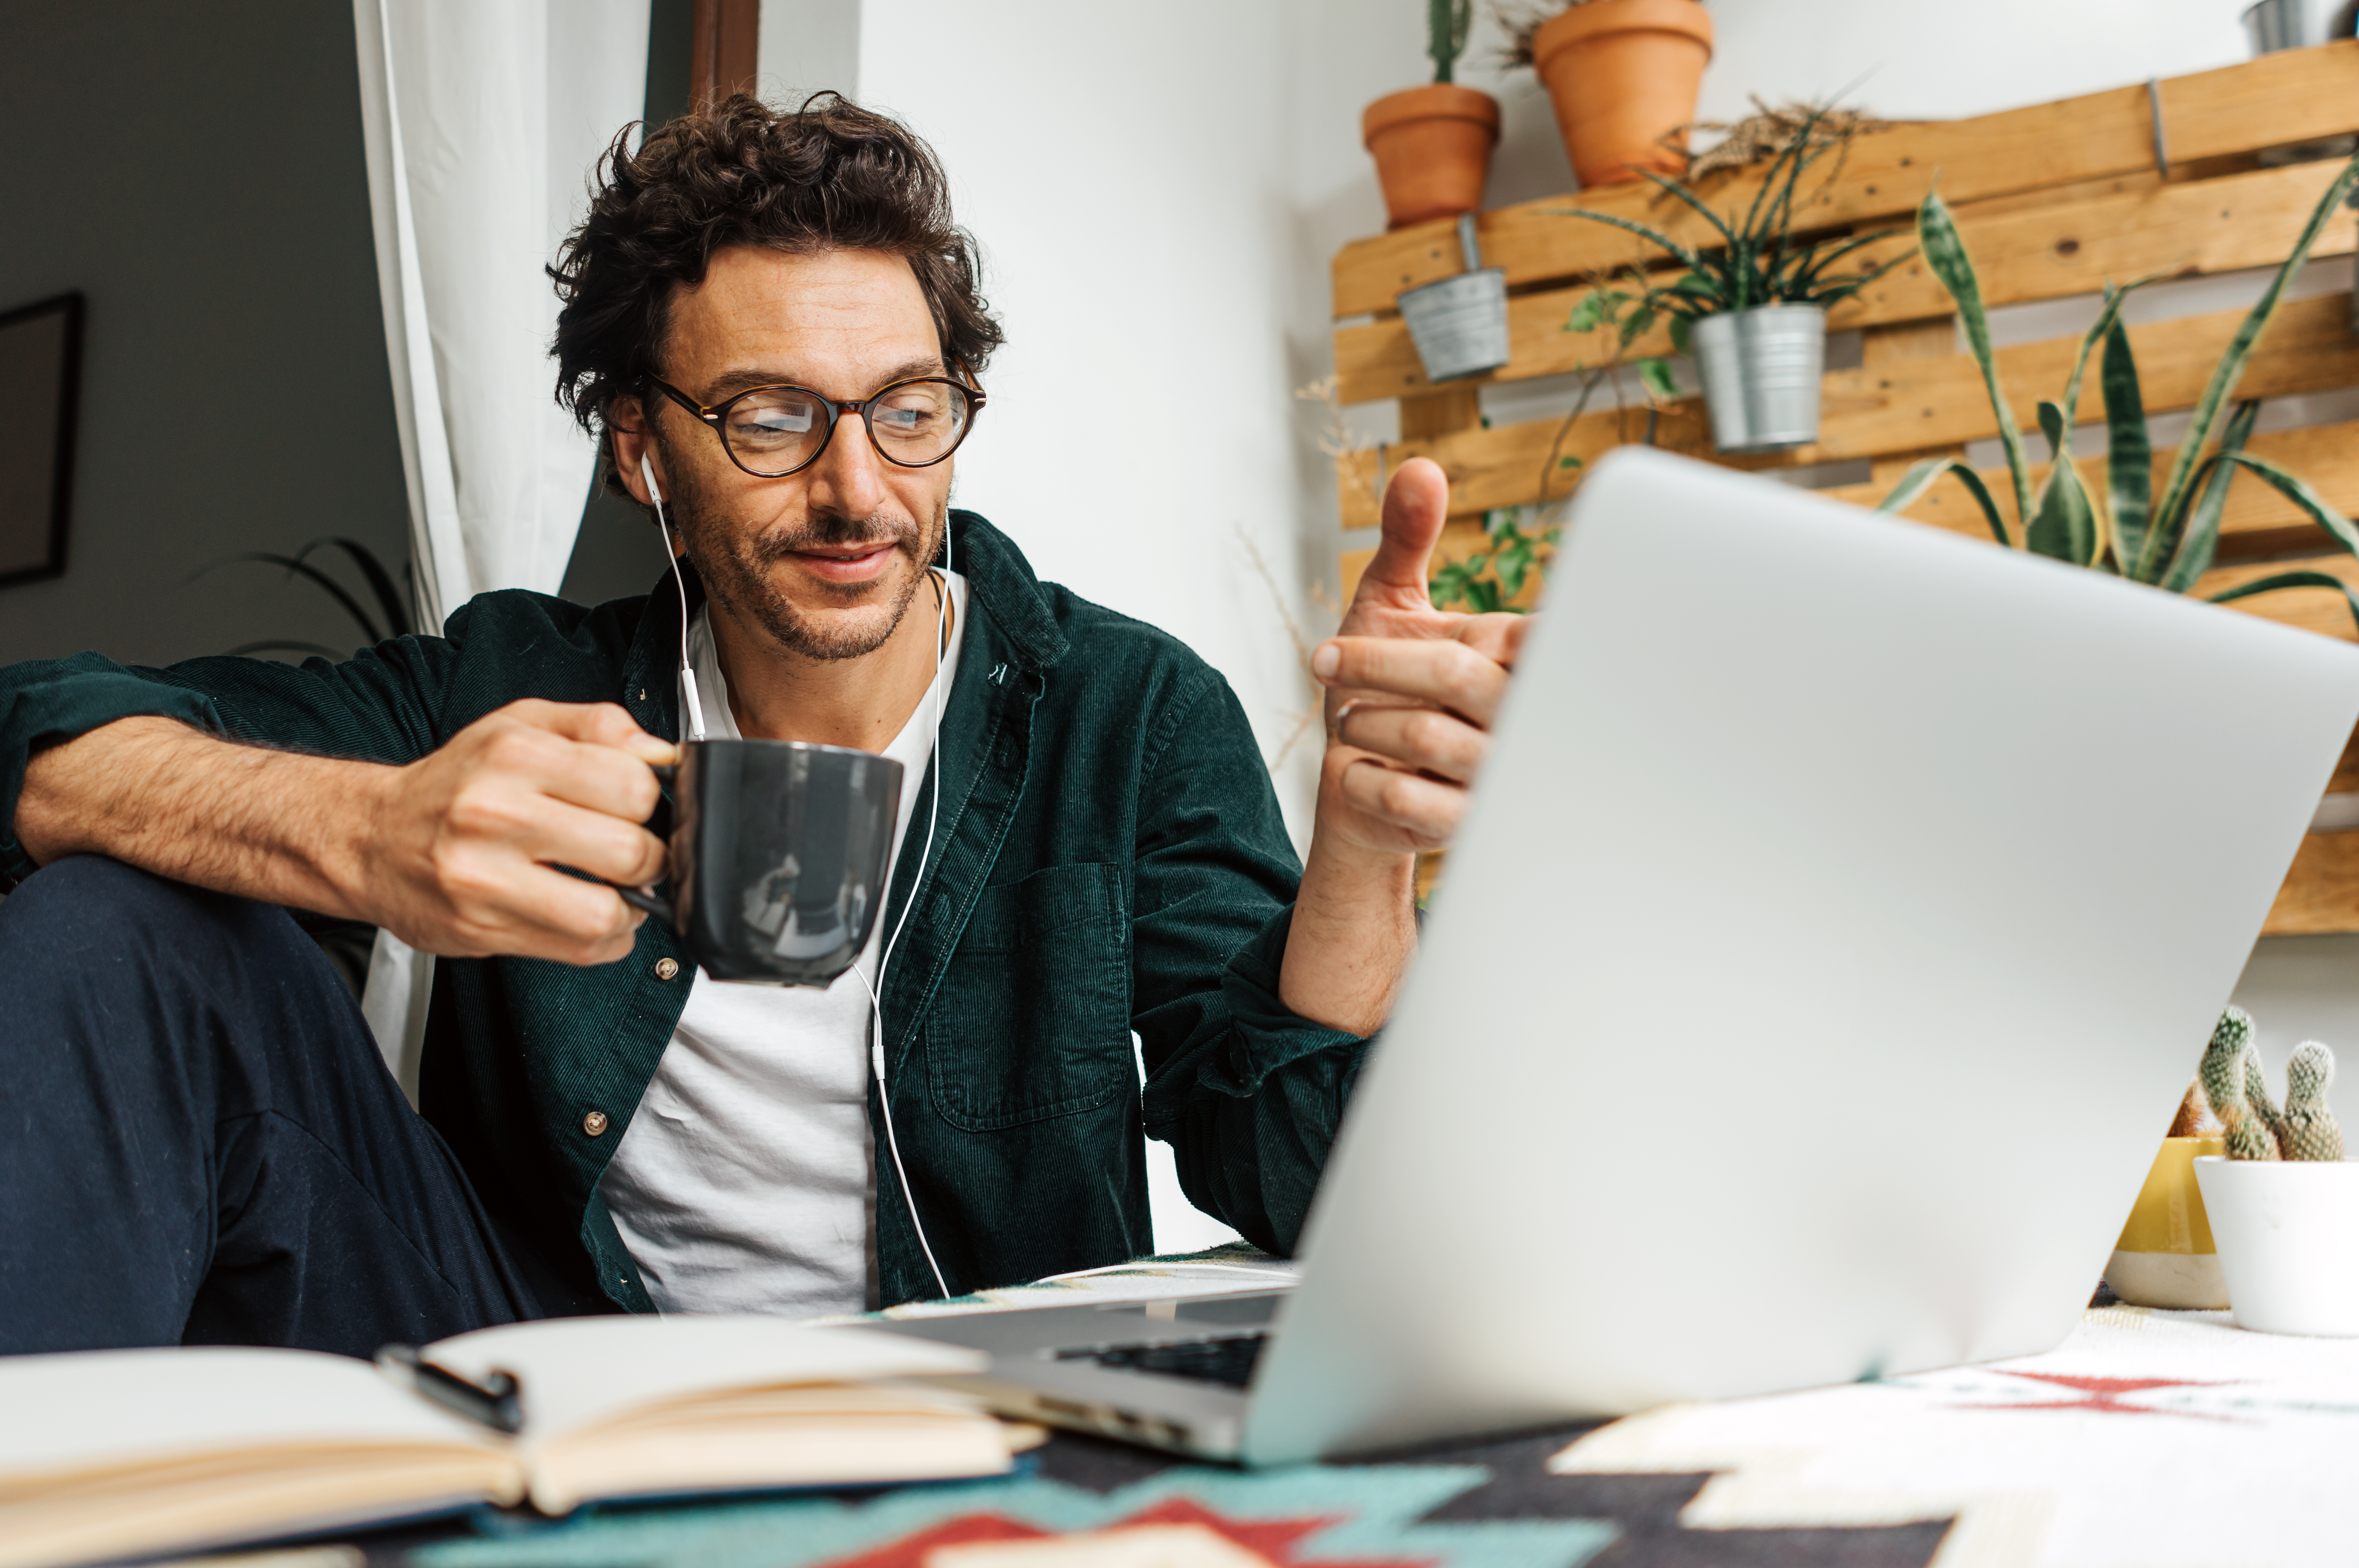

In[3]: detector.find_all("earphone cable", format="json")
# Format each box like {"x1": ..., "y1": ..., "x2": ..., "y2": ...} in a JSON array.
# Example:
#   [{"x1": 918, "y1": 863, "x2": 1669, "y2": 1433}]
[{"x1": 866, "y1": 525, "x2": 954, "y2": 1301}]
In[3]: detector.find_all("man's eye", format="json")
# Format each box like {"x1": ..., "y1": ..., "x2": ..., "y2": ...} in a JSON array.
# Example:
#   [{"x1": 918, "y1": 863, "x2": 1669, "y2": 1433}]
[
  {"x1": 875, "y1": 404, "x2": 932, "y2": 432},
  {"x1": 739, "y1": 405, "x2": 814, "y2": 436}
]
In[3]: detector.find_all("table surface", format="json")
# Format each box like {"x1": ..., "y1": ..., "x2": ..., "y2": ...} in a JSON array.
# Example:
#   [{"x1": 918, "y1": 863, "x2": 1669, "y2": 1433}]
[{"x1": 184, "y1": 1250, "x2": 2359, "y2": 1568}]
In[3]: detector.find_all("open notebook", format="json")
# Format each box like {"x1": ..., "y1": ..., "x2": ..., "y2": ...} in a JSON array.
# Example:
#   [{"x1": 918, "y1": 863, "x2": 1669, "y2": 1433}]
[{"x1": 0, "y1": 1316, "x2": 1016, "y2": 1568}]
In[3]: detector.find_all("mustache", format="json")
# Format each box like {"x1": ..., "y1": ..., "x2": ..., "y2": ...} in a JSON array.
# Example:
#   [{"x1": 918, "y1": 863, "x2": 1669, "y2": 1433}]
[{"x1": 749, "y1": 508, "x2": 923, "y2": 564}]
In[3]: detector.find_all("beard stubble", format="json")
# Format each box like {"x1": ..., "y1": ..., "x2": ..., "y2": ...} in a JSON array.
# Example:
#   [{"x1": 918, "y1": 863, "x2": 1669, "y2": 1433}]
[{"x1": 663, "y1": 447, "x2": 945, "y2": 663}]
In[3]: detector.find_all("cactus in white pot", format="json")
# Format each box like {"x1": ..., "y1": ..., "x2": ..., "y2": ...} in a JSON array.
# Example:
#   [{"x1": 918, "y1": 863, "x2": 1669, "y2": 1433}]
[
  {"x1": 2279, "y1": 1041, "x2": 2346, "y2": 1163},
  {"x1": 2191, "y1": 1028, "x2": 2359, "y2": 1335},
  {"x1": 2201, "y1": 1008, "x2": 2281, "y2": 1161}
]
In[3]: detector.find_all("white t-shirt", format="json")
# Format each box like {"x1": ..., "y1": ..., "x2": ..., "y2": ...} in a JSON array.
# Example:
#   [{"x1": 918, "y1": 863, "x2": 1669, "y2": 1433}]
[{"x1": 599, "y1": 571, "x2": 967, "y2": 1315}]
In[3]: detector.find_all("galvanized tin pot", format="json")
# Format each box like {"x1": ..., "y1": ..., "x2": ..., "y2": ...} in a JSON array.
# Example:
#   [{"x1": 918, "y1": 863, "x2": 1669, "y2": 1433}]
[
  {"x1": 2243, "y1": 0, "x2": 2353, "y2": 53},
  {"x1": 1398, "y1": 213, "x2": 1511, "y2": 383},
  {"x1": 1689, "y1": 304, "x2": 1827, "y2": 454}
]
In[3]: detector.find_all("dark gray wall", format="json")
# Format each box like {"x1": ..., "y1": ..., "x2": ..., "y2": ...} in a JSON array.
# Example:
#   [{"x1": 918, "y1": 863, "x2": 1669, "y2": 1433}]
[
  {"x1": 0, "y1": 1, "x2": 413, "y2": 667},
  {"x1": 555, "y1": 0, "x2": 696, "y2": 613}
]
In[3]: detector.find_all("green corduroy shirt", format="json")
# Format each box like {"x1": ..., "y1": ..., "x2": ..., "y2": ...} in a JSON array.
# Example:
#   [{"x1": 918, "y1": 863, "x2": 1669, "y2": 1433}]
[{"x1": 0, "y1": 511, "x2": 1369, "y2": 1310}]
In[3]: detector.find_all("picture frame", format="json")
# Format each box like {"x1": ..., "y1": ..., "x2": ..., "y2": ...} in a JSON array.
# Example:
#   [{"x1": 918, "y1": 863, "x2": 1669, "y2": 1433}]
[{"x1": 0, "y1": 291, "x2": 84, "y2": 587}]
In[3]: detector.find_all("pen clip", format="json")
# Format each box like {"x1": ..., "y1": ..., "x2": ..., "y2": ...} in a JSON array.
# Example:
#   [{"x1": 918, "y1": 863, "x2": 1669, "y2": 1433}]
[{"x1": 375, "y1": 1342, "x2": 526, "y2": 1434}]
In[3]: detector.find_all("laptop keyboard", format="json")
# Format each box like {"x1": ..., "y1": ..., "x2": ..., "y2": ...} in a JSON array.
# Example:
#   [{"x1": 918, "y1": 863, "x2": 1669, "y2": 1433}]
[{"x1": 1057, "y1": 1333, "x2": 1268, "y2": 1389}]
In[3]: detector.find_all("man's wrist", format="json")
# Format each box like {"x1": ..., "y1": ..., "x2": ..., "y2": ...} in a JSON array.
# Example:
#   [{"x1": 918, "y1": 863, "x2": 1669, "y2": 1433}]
[{"x1": 312, "y1": 758, "x2": 401, "y2": 927}]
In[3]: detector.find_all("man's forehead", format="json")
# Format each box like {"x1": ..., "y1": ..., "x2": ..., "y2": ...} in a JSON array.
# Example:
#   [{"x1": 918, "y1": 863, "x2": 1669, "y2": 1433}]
[{"x1": 664, "y1": 244, "x2": 942, "y2": 391}]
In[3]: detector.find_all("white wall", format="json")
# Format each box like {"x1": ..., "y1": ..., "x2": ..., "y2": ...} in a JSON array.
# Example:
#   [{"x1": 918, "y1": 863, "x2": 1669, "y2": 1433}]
[
  {"x1": 1694, "y1": 0, "x2": 2248, "y2": 123},
  {"x1": 852, "y1": 5, "x2": 1325, "y2": 861},
  {"x1": 823, "y1": 2, "x2": 1327, "y2": 1254}
]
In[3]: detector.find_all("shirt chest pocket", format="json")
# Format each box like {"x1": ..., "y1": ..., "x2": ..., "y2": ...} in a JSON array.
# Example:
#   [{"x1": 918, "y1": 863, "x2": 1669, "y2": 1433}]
[{"x1": 925, "y1": 861, "x2": 1131, "y2": 1132}]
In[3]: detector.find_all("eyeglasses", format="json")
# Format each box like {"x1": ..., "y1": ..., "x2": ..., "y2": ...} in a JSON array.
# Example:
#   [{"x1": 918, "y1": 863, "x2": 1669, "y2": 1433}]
[{"x1": 647, "y1": 374, "x2": 984, "y2": 479}]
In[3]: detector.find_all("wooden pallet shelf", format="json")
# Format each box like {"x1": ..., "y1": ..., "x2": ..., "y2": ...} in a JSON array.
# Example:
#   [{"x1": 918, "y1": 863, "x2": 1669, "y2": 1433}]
[{"x1": 1326, "y1": 41, "x2": 2359, "y2": 936}]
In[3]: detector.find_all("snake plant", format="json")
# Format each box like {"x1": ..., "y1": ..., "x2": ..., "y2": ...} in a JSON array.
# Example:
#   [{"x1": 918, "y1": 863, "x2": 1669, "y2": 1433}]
[{"x1": 1878, "y1": 151, "x2": 2359, "y2": 630}]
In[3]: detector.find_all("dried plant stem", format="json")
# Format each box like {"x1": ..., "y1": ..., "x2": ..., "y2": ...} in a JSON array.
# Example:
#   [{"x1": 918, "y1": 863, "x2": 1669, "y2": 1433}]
[{"x1": 1234, "y1": 523, "x2": 1333, "y2": 772}]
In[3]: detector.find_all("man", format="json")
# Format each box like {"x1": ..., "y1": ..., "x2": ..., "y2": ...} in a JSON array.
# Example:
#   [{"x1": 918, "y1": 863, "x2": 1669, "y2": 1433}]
[{"x1": 0, "y1": 96, "x2": 1521, "y2": 1353}]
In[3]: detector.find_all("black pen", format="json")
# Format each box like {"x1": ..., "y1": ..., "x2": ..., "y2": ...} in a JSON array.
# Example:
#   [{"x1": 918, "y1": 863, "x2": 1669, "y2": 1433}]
[{"x1": 375, "y1": 1343, "x2": 526, "y2": 1434}]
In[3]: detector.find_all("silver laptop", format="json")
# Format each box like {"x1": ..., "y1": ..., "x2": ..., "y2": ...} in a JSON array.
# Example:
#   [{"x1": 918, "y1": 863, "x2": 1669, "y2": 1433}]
[{"x1": 876, "y1": 447, "x2": 2359, "y2": 1465}]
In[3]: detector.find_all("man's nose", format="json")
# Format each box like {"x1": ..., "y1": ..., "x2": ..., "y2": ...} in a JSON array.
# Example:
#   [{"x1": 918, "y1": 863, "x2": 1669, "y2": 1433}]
[{"x1": 805, "y1": 411, "x2": 891, "y2": 518}]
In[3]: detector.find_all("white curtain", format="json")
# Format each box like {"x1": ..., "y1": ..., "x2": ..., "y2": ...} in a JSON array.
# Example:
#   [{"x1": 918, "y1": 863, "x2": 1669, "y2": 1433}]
[{"x1": 351, "y1": 0, "x2": 652, "y2": 1097}]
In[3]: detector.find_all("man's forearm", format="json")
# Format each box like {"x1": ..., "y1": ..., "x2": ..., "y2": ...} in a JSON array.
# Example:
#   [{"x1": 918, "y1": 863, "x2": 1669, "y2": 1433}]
[
  {"x1": 1278, "y1": 834, "x2": 1417, "y2": 1038},
  {"x1": 15, "y1": 716, "x2": 388, "y2": 919}
]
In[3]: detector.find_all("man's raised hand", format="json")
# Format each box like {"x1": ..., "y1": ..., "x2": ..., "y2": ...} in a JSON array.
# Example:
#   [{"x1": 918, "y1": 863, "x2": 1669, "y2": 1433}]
[
  {"x1": 1309, "y1": 456, "x2": 1528, "y2": 856},
  {"x1": 361, "y1": 699, "x2": 676, "y2": 965}
]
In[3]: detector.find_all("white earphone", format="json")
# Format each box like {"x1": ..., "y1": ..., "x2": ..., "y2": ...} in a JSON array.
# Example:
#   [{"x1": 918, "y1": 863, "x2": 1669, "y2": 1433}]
[
  {"x1": 641, "y1": 452, "x2": 707, "y2": 742},
  {"x1": 641, "y1": 444, "x2": 951, "y2": 1299}
]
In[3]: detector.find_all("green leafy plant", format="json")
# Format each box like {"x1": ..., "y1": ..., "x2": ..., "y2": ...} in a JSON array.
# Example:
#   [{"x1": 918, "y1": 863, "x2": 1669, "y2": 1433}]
[
  {"x1": 1565, "y1": 282, "x2": 1680, "y2": 402},
  {"x1": 1427, "y1": 273, "x2": 1675, "y2": 613},
  {"x1": 1429, "y1": 0, "x2": 1474, "y2": 84},
  {"x1": 1876, "y1": 151, "x2": 2359, "y2": 629},
  {"x1": 194, "y1": 536, "x2": 415, "y2": 660},
  {"x1": 1546, "y1": 104, "x2": 1913, "y2": 337},
  {"x1": 1431, "y1": 506, "x2": 1562, "y2": 613}
]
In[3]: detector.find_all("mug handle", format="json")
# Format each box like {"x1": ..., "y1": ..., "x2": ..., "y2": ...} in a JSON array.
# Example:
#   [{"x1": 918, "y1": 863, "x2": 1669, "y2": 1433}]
[{"x1": 610, "y1": 881, "x2": 675, "y2": 924}]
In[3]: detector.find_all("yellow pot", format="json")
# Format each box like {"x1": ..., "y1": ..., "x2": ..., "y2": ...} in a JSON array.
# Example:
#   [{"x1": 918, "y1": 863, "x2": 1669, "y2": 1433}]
[{"x1": 2104, "y1": 1135, "x2": 2230, "y2": 1309}]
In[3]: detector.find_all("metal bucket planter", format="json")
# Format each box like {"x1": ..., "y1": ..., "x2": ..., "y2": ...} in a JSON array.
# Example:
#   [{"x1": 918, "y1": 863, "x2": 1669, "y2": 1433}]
[
  {"x1": 1398, "y1": 214, "x2": 1510, "y2": 383},
  {"x1": 2243, "y1": 0, "x2": 2353, "y2": 52},
  {"x1": 2245, "y1": 1, "x2": 2359, "y2": 166},
  {"x1": 1689, "y1": 304, "x2": 1827, "y2": 454}
]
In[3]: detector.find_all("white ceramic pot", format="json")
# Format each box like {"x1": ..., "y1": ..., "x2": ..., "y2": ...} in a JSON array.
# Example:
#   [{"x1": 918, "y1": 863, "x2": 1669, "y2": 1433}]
[{"x1": 2193, "y1": 1155, "x2": 2359, "y2": 1335}]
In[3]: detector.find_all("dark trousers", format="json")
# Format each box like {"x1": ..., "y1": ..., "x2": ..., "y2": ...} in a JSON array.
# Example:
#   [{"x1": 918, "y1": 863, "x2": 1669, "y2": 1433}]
[{"x1": 0, "y1": 856, "x2": 566, "y2": 1357}]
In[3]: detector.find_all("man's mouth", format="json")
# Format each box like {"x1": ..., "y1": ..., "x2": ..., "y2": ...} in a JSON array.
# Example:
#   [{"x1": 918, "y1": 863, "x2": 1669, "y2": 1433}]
[{"x1": 785, "y1": 540, "x2": 901, "y2": 585}]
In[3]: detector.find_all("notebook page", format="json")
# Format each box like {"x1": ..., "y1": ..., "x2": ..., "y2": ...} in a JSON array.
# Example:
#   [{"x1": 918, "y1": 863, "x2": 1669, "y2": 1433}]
[
  {"x1": 423, "y1": 1316, "x2": 985, "y2": 1442},
  {"x1": 0, "y1": 1346, "x2": 492, "y2": 1484}
]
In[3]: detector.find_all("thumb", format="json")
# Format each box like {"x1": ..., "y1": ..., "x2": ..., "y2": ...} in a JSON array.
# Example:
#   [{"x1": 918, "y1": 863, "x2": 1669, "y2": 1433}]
[{"x1": 1356, "y1": 456, "x2": 1451, "y2": 612}]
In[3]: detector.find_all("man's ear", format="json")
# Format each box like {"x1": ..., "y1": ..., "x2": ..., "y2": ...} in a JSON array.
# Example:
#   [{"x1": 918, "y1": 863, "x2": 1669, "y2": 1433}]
[{"x1": 608, "y1": 398, "x2": 656, "y2": 506}]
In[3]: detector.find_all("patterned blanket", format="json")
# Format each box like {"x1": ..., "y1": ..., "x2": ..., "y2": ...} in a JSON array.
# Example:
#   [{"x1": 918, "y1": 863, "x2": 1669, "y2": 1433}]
[{"x1": 287, "y1": 1254, "x2": 2359, "y2": 1568}]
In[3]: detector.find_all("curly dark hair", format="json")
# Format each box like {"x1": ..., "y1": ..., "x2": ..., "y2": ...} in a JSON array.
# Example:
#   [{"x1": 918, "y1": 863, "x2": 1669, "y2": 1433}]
[{"x1": 551, "y1": 92, "x2": 1004, "y2": 492}]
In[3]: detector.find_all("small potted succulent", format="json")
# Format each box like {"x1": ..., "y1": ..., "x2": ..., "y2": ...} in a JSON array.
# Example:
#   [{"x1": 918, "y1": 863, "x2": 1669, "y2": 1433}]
[
  {"x1": 2191, "y1": 1024, "x2": 2359, "y2": 1335},
  {"x1": 1501, "y1": 0, "x2": 1712, "y2": 188},
  {"x1": 1550, "y1": 107, "x2": 1912, "y2": 453},
  {"x1": 1363, "y1": 0, "x2": 1501, "y2": 231}
]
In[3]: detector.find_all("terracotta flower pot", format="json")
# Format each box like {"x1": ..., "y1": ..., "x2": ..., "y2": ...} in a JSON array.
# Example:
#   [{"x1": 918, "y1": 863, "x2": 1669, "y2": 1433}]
[
  {"x1": 1531, "y1": 0, "x2": 1713, "y2": 188},
  {"x1": 1362, "y1": 84, "x2": 1501, "y2": 231}
]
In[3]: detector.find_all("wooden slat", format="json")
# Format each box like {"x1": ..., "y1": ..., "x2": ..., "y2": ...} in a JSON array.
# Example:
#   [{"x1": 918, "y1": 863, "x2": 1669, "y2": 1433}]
[
  {"x1": 2195, "y1": 551, "x2": 2359, "y2": 641},
  {"x1": 2267, "y1": 833, "x2": 2359, "y2": 933},
  {"x1": 1335, "y1": 292, "x2": 2359, "y2": 528},
  {"x1": 1340, "y1": 518, "x2": 1525, "y2": 607},
  {"x1": 1331, "y1": 42, "x2": 2359, "y2": 319},
  {"x1": 1335, "y1": 159, "x2": 2358, "y2": 404},
  {"x1": 1399, "y1": 385, "x2": 1483, "y2": 441},
  {"x1": 1820, "y1": 417, "x2": 2359, "y2": 561}
]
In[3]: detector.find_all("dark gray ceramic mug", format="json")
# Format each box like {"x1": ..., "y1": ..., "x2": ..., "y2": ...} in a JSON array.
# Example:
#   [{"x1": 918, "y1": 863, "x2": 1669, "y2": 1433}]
[{"x1": 613, "y1": 738, "x2": 904, "y2": 986}]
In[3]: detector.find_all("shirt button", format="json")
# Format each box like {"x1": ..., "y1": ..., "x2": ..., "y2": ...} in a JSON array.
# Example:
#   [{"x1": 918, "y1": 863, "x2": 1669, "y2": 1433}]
[
  {"x1": 654, "y1": 957, "x2": 680, "y2": 981},
  {"x1": 582, "y1": 1110, "x2": 610, "y2": 1137}
]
